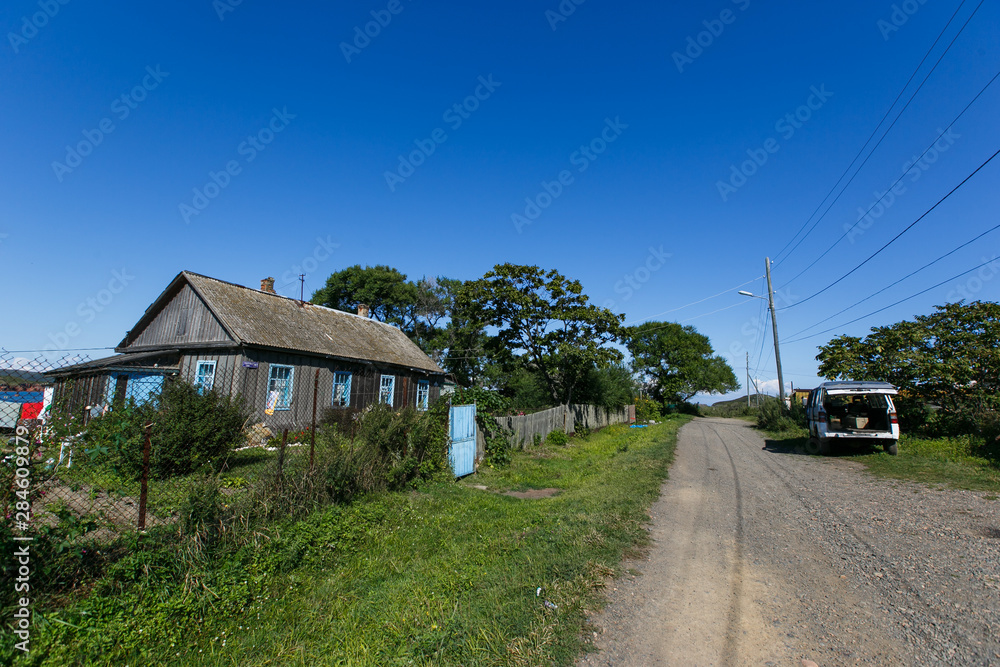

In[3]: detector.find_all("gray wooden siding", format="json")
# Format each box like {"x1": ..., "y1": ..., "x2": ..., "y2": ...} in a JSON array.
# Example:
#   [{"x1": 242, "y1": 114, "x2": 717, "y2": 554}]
[
  {"x1": 178, "y1": 350, "x2": 243, "y2": 398},
  {"x1": 130, "y1": 284, "x2": 233, "y2": 348},
  {"x1": 225, "y1": 350, "x2": 443, "y2": 429}
]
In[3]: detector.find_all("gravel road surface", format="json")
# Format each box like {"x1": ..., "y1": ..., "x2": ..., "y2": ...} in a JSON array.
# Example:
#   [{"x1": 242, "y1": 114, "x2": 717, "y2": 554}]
[{"x1": 579, "y1": 418, "x2": 1000, "y2": 666}]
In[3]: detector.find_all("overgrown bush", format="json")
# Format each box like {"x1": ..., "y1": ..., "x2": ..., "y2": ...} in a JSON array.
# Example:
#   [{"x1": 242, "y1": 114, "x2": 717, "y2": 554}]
[
  {"x1": 320, "y1": 406, "x2": 363, "y2": 437},
  {"x1": 84, "y1": 379, "x2": 250, "y2": 480},
  {"x1": 238, "y1": 399, "x2": 452, "y2": 521},
  {"x1": 755, "y1": 399, "x2": 806, "y2": 433},
  {"x1": 635, "y1": 396, "x2": 661, "y2": 422},
  {"x1": 154, "y1": 380, "x2": 250, "y2": 478},
  {"x1": 546, "y1": 428, "x2": 568, "y2": 446}
]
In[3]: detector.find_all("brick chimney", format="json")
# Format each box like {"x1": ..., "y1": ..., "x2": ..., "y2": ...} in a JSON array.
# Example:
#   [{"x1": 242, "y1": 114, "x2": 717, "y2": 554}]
[
  {"x1": 357, "y1": 304, "x2": 370, "y2": 318},
  {"x1": 260, "y1": 277, "x2": 276, "y2": 294}
]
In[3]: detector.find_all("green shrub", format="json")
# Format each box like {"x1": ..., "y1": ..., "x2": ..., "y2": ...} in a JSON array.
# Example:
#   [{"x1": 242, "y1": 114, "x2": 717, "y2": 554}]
[
  {"x1": 635, "y1": 396, "x2": 661, "y2": 422},
  {"x1": 546, "y1": 428, "x2": 568, "y2": 446},
  {"x1": 320, "y1": 406, "x2": 363, "y2": 437},
  {"x1": 483, "y1": 430, "x2": 512, "y2": 468},
  {"x1": 83, "y1": 379, "x2": 250, "y2": 480},
  {"x1": 154, "y1": 380, "x2": 249, "y2": 478},
  {"x1": 82, "y1": 402, "x2": 152, "y2": 478},
  {"x1": 755, "y1": 399, "x2": 805, "y2": 433}
]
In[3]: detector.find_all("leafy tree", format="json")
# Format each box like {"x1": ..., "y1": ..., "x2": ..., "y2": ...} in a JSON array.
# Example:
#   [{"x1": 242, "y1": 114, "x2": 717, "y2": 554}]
[
  {"x1": 626, "y1": 321, "x2": 739, "y2": 404},
  {"x1": 817, "y1": 301, "x2": 1000, "y2": 435},
  {"x1": 406, "y1": 277, "x2": 465, "y2": 360},
  {"x1": 456, "y1": 264, "x2": 624, "y2": 405},
  {"x1": 573, "y1": 363, "x2": 637, "y2": 410},
  {"x1": 311, "y1": 265, "x2": 416, "y2": 326},
  {"x1": 312, "y1": 268, "x2": 471, "y2": 363}
]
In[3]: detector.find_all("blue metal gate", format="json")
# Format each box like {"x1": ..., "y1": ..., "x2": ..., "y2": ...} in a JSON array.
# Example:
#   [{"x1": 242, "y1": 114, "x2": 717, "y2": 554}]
[{"x1": 449, "y1": 404, "x2": 477, "y2": 478}]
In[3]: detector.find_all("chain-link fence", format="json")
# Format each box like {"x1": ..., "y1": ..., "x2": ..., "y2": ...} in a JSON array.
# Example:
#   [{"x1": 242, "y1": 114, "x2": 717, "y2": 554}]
[{"x1": 3, "y1": 350, "x2": 444, "y2": 614}]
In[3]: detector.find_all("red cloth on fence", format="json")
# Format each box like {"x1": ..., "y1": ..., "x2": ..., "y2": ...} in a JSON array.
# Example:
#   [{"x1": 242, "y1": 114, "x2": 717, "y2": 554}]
[{"x1": 20, "y1": 402, "x2": 43, "y2": 420}]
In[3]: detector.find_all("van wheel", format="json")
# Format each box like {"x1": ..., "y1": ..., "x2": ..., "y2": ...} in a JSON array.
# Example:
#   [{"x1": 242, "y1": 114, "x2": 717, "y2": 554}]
[
  {"x1": 805, "y1": 437, "x2": 821, "y2": 455},
  {"x1": 885, "y1": 442, "x2": 898, "y2": 456}
]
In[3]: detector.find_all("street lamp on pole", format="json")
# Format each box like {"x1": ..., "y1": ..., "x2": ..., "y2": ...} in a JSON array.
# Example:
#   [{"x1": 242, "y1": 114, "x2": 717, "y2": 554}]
[{"x1": 738, "y1": 258, "x2": 786, "y2": 405}]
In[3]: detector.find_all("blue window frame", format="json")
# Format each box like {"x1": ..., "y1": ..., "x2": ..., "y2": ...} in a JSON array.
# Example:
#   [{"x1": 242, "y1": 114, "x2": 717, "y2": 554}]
[
  {"x1": 416, "y1": 380, "x2": 429, "y2": 411},
  {"x1": 332, "y1": 372, "x2": 352, "y2": 407},
  {"x1": 379, "y1": 375, "x2": 395, "y2": 406},
  {"x1": 267, "y1": 364, "x2": 294, "y2": 411},
  {"x1": 195, "y1": 361, "x2": 216, "y2": 393}
]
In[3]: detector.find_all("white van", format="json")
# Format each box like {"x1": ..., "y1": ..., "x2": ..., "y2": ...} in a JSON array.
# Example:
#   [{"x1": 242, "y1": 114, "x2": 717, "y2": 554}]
[{"x1": 805, "y1": 381, "x2": 900, "y2": 455}]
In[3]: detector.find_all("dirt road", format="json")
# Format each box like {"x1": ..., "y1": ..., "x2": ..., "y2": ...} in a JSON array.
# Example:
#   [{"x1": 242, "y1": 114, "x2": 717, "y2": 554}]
[{"x1": 579, "y1": 418, "x2": 1000, "y2": 666}]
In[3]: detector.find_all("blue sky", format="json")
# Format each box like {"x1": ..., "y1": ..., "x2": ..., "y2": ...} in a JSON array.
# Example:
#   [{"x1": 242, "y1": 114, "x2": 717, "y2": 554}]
[{"x1": 2, "y1": 0, "x2": 998, "y2": 402}]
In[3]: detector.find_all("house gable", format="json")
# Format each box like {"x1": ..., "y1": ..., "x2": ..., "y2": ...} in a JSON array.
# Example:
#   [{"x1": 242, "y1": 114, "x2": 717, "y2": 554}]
[{"x1": 120, "y1": 281, "x2": 235, "y2": 351}]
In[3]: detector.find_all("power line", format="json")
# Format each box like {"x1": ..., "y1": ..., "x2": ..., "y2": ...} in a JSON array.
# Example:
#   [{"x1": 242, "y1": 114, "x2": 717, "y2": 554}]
[
  {"x1": 781, "y1": 145, "x2": 1000, "y2": 311},
  {"x1": 751, "y1": 308, "x2": 771, "y2": 378},
  {"x1": 750, "y1": 276, "x2": 769, "y2": 373},
  {"x1": 772, "y1": 0, "x2": 981, "y2": 267},
  {"x1": 778, "y1": 67, "x2": 1000, "y2": 290},
  {"x1": 782, "y1": 256, "x2": 1000, "y2": 345},
  {"x1": 625, "y1": 275, "x2": 763, "y2": 325},
  {"x1": 783, "y1": 221, "x2": 1000, "y2": 339},
  {"x1": 678, "y1": 300, "x2": 751, "y2": 324}
]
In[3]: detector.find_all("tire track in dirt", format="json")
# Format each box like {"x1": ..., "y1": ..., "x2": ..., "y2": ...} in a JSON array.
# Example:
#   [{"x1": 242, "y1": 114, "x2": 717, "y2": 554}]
[{"x1": 579, "y1": 418, "x2": 911, "y2": 666}]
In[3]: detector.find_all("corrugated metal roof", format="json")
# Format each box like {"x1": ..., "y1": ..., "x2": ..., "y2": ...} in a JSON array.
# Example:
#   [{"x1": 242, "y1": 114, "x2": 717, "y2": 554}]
[{"x1": 184, "y1": 272, "x2": 444, "y2": 374}]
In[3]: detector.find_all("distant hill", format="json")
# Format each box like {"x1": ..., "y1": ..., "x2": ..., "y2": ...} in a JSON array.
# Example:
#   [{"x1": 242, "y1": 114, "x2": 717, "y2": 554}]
[
  {"x1": 710, "y1": 394, "x2": 775, "y2": 408},
  {"x1": 0, "y1": 369, "x2": 50, "y2": 385}
]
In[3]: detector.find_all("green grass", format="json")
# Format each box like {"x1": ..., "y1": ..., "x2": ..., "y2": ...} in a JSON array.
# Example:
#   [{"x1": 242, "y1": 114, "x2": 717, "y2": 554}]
[
  {"x1": 763, "y1": 429, "x2": 1000, "y2": 492},
  {"x1": 6, "y1": 416, "x2": 691, "y2": 666}
]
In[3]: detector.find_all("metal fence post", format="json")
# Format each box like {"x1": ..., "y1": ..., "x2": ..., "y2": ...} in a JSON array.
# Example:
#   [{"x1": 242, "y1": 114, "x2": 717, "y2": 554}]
[
  {"x1": 311, "y1": 369, "x2": 319, "y2": 468},
  {"x1": 277, "y1": 428, "x2": 288, "y2": 479},
  {"x1": 138, "y1": 421, "x2": 152, "y2": 530}
]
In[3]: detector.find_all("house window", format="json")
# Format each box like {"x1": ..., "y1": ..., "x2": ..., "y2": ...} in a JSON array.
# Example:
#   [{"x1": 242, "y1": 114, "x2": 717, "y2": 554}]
[
  {"x1": 267, "y1": 365, "x2": 294, "y2": 411},
  {"x1": 416, "y1": 380, "x2": 429, "y2": 411},
  {"x1": 332, "y1": 372, "x2": 352, "y2": 407},
  {"x1": 194, "y1": 361, "x2": 216, "y2": 393},
  {"x1": 379, "y1": 375, "x2": 395, "y2": 406}
]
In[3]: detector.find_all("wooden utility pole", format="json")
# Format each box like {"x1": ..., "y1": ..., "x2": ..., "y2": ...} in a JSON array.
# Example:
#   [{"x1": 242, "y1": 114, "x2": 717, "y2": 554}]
[
  {"x1": 746, "y1": 351, "x2": 750, "y2": 409},
  {"x1": 764, "y1": 257, "x2": 786, "y2": 406}
]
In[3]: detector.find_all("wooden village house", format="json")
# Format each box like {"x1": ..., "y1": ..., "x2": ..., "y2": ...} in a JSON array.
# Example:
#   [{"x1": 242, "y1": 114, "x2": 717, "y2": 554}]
[{"x1": 48, "y1": 272, "x2": 447, "y2": 430}]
